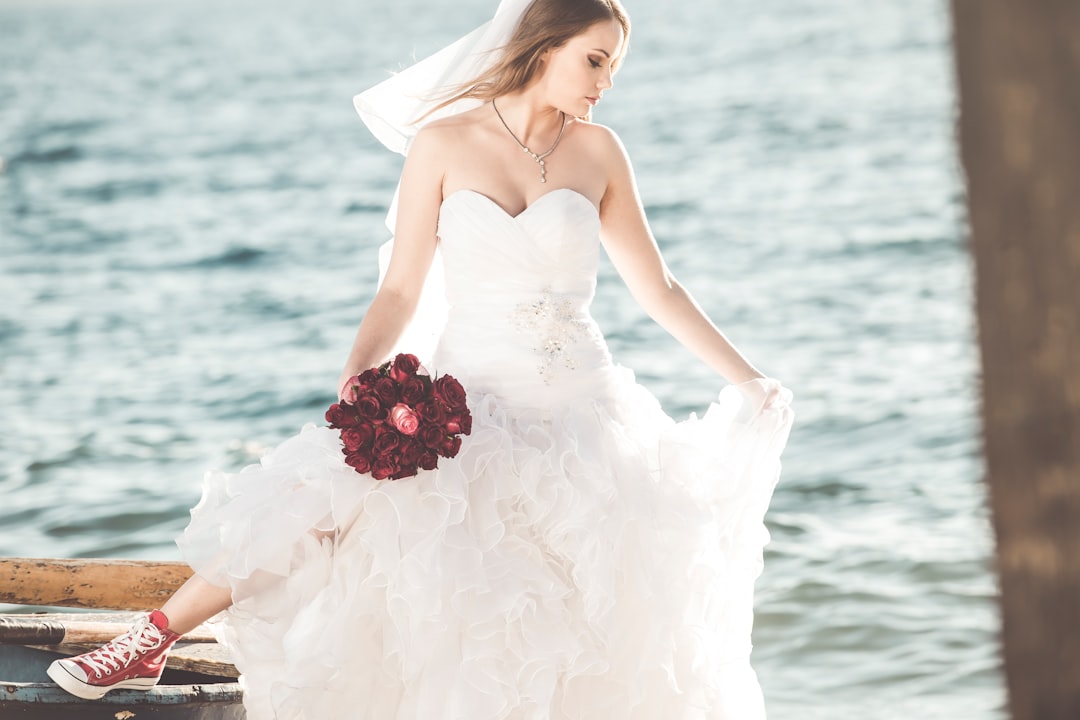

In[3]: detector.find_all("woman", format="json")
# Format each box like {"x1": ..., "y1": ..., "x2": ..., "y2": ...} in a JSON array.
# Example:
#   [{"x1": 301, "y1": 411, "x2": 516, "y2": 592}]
[{"x1": 47, "y1": 0, "x2": 794, "y2": 718}]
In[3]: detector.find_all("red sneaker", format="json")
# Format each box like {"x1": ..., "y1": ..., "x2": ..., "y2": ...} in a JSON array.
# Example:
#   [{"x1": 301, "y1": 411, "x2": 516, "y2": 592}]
[{"x1": 46, "y1": 609, "x2": 181, "y2": 699}]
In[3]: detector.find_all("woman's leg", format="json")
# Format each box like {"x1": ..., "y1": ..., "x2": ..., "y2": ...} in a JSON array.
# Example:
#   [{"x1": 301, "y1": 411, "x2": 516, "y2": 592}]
[{"x1": 161, "y1": 574, "x2": 234, "y2": 634}]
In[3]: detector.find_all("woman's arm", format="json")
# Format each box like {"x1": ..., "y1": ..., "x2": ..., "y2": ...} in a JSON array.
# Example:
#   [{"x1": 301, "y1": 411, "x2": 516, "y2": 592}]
[
  {"x1": 336, "y1": 128, "x2": 446, "y2": 396},
  {"x1": 595, "y1": 127, "x2": 766, "y2": 386}
]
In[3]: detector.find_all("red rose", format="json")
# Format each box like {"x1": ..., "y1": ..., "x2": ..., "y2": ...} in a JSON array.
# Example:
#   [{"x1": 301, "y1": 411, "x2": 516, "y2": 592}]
[
  {"x1": 400, "y1": 376, "x2": 427, "y2": 405},
  {"x1": 357, "y1": 368, "x2": 380, "y2": 391},
  {"x1": 371, "y1": 455, "x2": 398, "y2": 480},
  {"x1": 388, "y1": 403, "x2": 421, "y2": 436},
  {"x1": 356, "y1": 393, "x2": 384, "y2": 420},
  {"x1": 373, "y1": 426, "x2": 400, "y2": 455},
  {"x1": 345, "y1": 452, "x2": 372, "y2": 474},
  {"x1": 418, "y1": 450, "x2": 439, "y2": 471},
  {"x1": 325, "y1": 403, "x2": 347, "y2": 428},
  {"x1": 418, "y1": 423, "x2": 445, "y2": 449},
  {"x1": 417, "y1": 401, "x2": 446, "y2": 424},
  {"x1": 433, "y1": 375, "x2": 467, "y2": 410},
  {"x1": 399, "y1": 439, "x2": 423, "y2": 468},
  {"x1": 437, "y1": 434, "x2": 462, "y2": 458},
  {"x1": 389, "y1": 353, "x2": 421, "y2": 383},
  {"x1": 353, "y1": 424, "x2": 374, "y2": 448},
  {"x1": 445, "y1": 412, "x2": 472, "y2": 435},
  {"x1": 342, "y1": 428, "x2": 362, "y2": 451},
  {"x1": 375, "y1": 377, "x2": 399, "y2": 405}
]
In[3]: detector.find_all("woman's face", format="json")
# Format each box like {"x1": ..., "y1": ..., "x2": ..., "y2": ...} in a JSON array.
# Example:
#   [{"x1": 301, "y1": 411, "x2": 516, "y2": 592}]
[{"x1": 540, "y1": 19, "x2": 625, "y2": 117}]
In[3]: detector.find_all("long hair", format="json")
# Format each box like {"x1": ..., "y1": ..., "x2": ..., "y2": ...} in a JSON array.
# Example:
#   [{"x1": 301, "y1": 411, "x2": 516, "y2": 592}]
[{"x1": 422, "y1": 0, "x2": 631, "y2": 122}]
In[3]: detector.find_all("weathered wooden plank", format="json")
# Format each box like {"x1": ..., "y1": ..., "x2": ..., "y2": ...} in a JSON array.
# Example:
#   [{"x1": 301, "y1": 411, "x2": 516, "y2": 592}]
[
  {"x1": 0, "y1": 557, "x2": 193, "y2": 611},
  {"x1": 0, "y1": 614, "x2": 216, "y2": 644}
]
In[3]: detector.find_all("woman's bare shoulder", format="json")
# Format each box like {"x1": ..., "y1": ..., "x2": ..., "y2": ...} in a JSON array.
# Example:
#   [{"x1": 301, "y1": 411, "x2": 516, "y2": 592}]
[
  {"x1": 414, "y1": 105, "x2": 490, "y2": 147},
  {"x1": 564, "y1": 120, "x2": 631, "y2": 189},
  {"x1": 568, "y1": 119, "x2": 629, "y2": 162}
]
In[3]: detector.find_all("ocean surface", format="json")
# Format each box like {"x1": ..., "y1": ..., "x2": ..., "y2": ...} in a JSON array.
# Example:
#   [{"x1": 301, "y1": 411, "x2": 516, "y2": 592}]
[{"x1": 0, "y1": 0, "x2": 1000, "y2": 717}]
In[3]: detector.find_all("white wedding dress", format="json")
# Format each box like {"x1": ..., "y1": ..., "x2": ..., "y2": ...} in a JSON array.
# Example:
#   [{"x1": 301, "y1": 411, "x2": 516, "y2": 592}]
[{"x1": 177, "y1": 187, "x2": 794, "y2": 720}]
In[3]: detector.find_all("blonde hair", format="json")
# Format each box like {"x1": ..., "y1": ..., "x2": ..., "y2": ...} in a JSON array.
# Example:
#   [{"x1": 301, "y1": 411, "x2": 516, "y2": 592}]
[{"x1": 423, "y1": 0, "x2": 630, "y2": 122}]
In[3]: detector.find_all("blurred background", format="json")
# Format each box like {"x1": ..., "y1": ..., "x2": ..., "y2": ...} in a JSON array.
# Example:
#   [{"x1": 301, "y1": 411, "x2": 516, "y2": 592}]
[{"x1": 0, "y1": 0, "x2": 999, "y2": 717}]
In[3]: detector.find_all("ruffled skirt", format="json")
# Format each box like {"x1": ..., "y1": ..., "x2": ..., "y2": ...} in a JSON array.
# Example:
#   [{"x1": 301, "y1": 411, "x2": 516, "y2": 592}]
[{"x1": 177, "y1": 366, "x2": 793, "y2": 720}]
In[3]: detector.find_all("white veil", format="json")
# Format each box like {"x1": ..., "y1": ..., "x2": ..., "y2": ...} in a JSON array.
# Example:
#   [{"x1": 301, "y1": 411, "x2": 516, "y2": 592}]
[
  {"x1": 353, "y1": 0, "x2": 533, "y2": 366},
  {"x1": 354, "y1": 0, "x2": 533, "y2": 157}
]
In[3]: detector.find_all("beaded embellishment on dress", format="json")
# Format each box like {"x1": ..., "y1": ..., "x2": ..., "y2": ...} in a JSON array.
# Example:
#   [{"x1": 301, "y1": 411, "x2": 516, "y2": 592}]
[{"x1": 511, "y1": 288, "x2": 591, "y2": 383}]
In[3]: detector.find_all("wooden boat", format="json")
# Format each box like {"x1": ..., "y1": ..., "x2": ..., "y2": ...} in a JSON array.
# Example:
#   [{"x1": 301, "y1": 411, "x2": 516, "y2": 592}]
[{"x1": 0, "y1": 558, "x2": 244, "y2": 719}]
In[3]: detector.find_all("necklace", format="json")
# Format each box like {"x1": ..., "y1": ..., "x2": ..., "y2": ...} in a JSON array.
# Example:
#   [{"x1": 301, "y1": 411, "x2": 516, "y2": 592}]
[{"x1": 492, "y1": 99, "x2": 566, "y2": 183}]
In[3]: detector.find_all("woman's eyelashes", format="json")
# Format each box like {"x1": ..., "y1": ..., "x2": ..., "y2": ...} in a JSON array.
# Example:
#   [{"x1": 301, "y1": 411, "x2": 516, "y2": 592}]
[{"x1": 589, "y1": 57, "x2": 602, "y2": 68}]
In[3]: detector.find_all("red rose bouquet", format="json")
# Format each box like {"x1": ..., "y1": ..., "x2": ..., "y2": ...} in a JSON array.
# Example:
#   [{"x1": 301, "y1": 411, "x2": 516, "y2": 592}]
[{"x1": 325, "y1": 353, "x2": 472, "y2": 480}]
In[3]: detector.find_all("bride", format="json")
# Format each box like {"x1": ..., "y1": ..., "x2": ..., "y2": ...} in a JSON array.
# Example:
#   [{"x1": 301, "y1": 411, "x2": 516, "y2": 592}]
[{"x1": 47, "y1": 0, "x2": 794, "y2": 718}]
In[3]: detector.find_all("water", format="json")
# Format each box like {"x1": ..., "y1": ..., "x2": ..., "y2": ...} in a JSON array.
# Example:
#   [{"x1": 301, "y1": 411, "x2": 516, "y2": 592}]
[{"x1": 0, "y1": 0, "x2": 1001, "y2": 717}]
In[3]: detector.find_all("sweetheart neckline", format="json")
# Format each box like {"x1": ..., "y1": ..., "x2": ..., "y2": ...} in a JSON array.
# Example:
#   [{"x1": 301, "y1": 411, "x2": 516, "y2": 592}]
[{"x1": 441, "y1": 187, "x2": 599, "y2": 221}]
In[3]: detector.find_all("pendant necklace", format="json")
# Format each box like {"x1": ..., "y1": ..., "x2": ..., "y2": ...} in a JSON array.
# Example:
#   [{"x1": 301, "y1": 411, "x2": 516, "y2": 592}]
[{"x1": 492, "y1": 98, "x2": 567, "y2": 183}]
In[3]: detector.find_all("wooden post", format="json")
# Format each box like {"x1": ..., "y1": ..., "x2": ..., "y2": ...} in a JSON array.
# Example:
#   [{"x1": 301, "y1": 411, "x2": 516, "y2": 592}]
[{"x1": 950, "y1": 0, "x2": 1080, "y2": 717}]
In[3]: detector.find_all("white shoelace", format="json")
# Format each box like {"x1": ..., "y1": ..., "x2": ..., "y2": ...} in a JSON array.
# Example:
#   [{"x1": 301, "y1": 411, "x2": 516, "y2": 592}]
[{"x1": 78, "y1": 617, "x2": 167, "y2": 678}]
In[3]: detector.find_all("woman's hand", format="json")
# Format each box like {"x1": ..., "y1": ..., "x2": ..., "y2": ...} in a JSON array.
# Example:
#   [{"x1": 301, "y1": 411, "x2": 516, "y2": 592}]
[
  {"x1": 734, "y1": 377, "x2": 786, "y2": 414},
  {"x1": 335, "y1": 370, "x2": 356, "y2": 403}
]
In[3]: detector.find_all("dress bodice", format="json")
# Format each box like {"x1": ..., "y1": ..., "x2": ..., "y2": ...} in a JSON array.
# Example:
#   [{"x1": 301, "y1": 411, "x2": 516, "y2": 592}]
[
  {"x1": 437, "y1": 188, "x2": 601, "y2": 302},
  {"x1": 432, "y1": 188, "x2": 617, "y2": 408}
]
